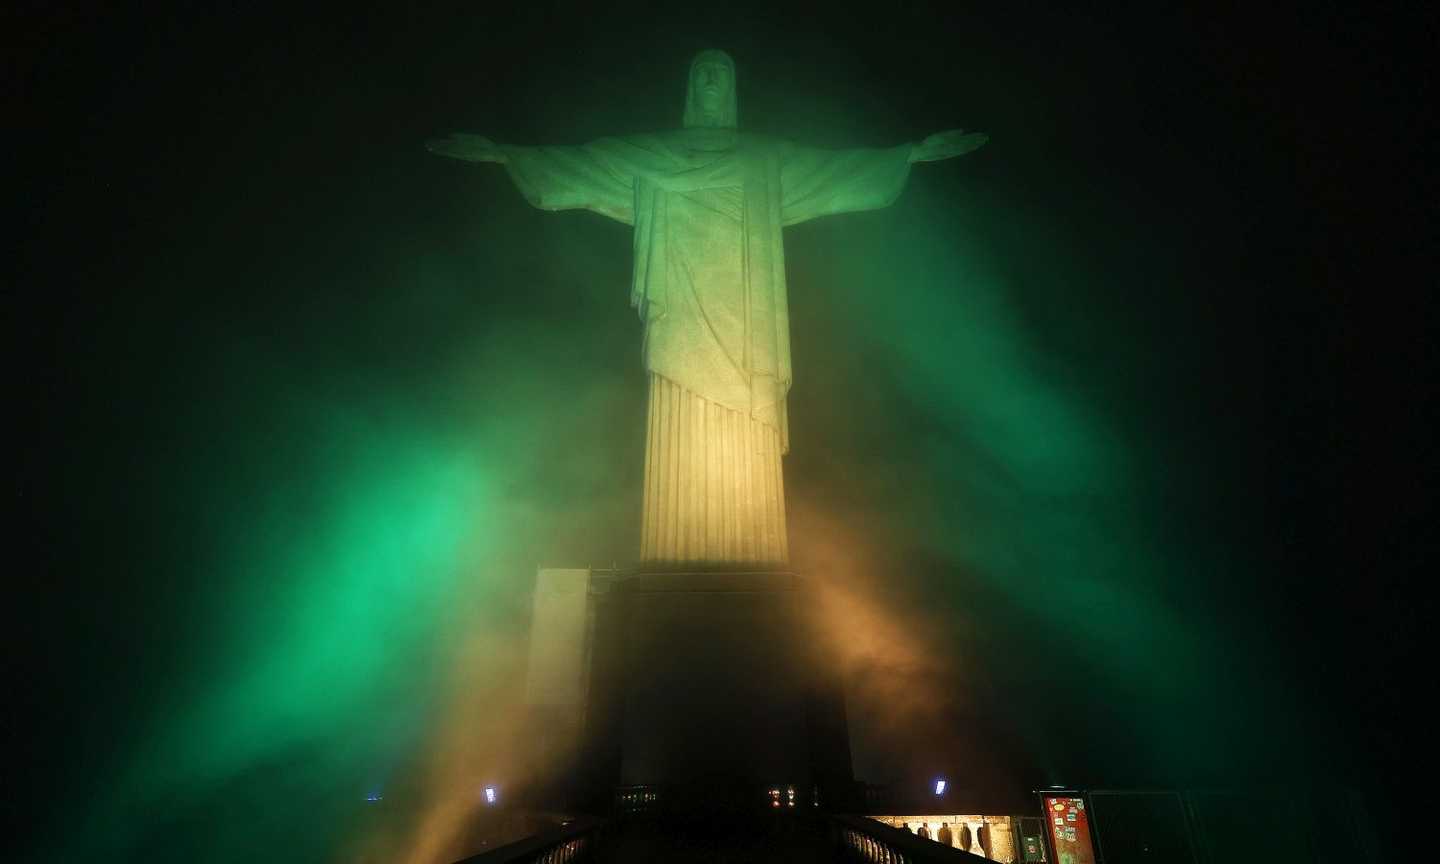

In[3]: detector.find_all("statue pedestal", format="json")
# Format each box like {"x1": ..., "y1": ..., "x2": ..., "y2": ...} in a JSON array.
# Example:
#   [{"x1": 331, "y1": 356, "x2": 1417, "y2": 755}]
[{"x1": 527, "y1": 567, "x2": 854, "y2": 815}]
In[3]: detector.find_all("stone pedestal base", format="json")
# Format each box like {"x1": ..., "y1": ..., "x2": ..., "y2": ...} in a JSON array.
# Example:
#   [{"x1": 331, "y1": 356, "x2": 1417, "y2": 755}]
[{"x1": 529, "y1": 568, "x2": 853, "y2": 814}]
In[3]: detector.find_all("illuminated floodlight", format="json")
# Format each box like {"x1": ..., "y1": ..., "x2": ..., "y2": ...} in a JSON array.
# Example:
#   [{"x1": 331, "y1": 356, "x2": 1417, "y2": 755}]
[
  {"x1": 934, "y1": 779, "x2": 947, "y2": 796},
  {"x1": 484, "y1": 785, "x2": 498, "y2": 805}
]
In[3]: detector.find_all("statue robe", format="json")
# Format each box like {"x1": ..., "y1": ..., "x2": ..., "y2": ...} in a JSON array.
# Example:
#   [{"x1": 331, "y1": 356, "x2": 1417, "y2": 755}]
[{"x1": 500, "y1": 129, "x2": 912, "y2": 565}]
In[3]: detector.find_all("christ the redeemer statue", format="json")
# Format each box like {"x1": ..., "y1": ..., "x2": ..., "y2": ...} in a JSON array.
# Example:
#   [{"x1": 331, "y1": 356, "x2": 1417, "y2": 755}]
[{"x1": 428, "y1": 49, "x2": 986, "y2": 568}]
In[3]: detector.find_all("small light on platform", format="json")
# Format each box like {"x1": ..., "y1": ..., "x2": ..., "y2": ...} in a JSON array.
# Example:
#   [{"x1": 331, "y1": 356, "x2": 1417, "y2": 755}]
[
  {"x1": 484, "y1": 785, "x2": 498, "y2": 805},
  {"x1": 934, "y1": 779, "x2": 947, "y2": 796}
]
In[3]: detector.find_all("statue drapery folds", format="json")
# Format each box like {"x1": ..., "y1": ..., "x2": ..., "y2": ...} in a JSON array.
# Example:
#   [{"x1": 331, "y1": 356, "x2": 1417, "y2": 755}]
[
  {"x1": 427, "y1": 49, "x2": 985, "y2": 565},
  {"x1": 499, "y1": 133, "x2": 914, "y2": 450}
]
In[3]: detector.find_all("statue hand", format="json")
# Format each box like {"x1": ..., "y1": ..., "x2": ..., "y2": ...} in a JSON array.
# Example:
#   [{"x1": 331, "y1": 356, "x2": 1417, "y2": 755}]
[
  {"x1": 425, "y1": 132, "x2": 506, "y2": 164},
  {"x1": 909, "y1": 129, "x2": 988, "y2": 163}
]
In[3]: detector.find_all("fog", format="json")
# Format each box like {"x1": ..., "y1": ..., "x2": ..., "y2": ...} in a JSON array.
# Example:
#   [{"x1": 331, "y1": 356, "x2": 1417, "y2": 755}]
[{"x1": 16, "y1": 3, "x2": 1413, "y2": 861}]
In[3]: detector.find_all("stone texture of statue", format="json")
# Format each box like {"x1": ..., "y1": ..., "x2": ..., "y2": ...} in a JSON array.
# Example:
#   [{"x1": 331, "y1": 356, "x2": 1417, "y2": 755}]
[{"x1": 428, "y1": 49, "x2": 986, "y2": 567}]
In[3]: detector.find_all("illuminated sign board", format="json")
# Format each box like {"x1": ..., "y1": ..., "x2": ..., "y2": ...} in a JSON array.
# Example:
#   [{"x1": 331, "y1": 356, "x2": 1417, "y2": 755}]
[{"x1": 1042, "y1": 796, "x2": 1096, "y2": 864}]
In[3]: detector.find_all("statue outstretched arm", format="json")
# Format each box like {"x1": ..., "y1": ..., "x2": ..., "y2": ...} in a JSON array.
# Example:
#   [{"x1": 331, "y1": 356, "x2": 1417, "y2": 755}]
[
  {"x1": 778, "y1": 141, "x2": 913, "y2": 226},
  {"x1": 908, "y1": 129, "x2": 989, "y2": 163},
  {"x1": 778, "y1": 130, "x2": 988, "y2": 225},
  {"x1": 426, "y1": 133, "x2": 507, "y2": 163},
  {"x1": 426, "y1": 132, "x2": 634, "y2": 225}
]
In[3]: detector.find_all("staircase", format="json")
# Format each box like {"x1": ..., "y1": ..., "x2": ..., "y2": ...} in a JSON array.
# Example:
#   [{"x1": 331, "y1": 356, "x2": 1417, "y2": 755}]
[{"x1": 453, "y1": 813, "x2": 994, "y2": 864}]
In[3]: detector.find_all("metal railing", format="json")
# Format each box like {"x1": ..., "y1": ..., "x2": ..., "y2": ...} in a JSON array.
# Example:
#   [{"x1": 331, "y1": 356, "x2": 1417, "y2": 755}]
[
  {"x1": 450, "y1": 811, "x2": 1001, "y2": 863},
  {"x1": 451, "y1": 816, "x2": 604, "y2": 864},
  {"x1": 832, "y1": 814, "x2": 996, "y2": 864}
]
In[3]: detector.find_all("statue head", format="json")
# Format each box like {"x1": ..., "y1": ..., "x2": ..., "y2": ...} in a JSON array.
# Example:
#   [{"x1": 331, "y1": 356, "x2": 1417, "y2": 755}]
[{"x1": 683, "y1": 49, "x2": 737, "y2": 129}]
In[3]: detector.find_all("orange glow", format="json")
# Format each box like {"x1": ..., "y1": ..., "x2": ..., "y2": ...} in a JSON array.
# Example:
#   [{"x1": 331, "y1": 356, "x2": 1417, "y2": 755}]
[
  {"x1": 789, "y1": 497, "x2": 988, "y2": 787},
  {"x1": 419, "y1": 634, "x2": 540, "y2": 862}
]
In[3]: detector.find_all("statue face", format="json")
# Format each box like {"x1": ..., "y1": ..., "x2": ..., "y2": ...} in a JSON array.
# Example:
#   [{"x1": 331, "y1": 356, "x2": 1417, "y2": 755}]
[
  {"x1": 692, "y1": 61, "x2": 732, "y2": 113},
  {"x1": 682, "y1": 49, "x2": 737, "y2": 128}
]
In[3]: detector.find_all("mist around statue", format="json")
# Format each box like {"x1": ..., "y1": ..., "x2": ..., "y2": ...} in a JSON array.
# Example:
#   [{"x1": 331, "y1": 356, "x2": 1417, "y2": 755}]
[{"x1": 12, "y1": 3, "x2": 1408, "y2": 862}]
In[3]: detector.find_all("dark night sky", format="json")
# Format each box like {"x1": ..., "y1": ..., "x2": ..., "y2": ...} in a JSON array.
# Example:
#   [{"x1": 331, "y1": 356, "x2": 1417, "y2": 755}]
[{"x1": 9, "y1": 1, "x2": 1431, "y2": 860}]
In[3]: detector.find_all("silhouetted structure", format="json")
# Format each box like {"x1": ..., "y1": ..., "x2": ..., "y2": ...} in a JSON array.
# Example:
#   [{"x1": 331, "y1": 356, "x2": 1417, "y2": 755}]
[{"x1": 526, "y1": 567, "x2": 856, "y2": 816}]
